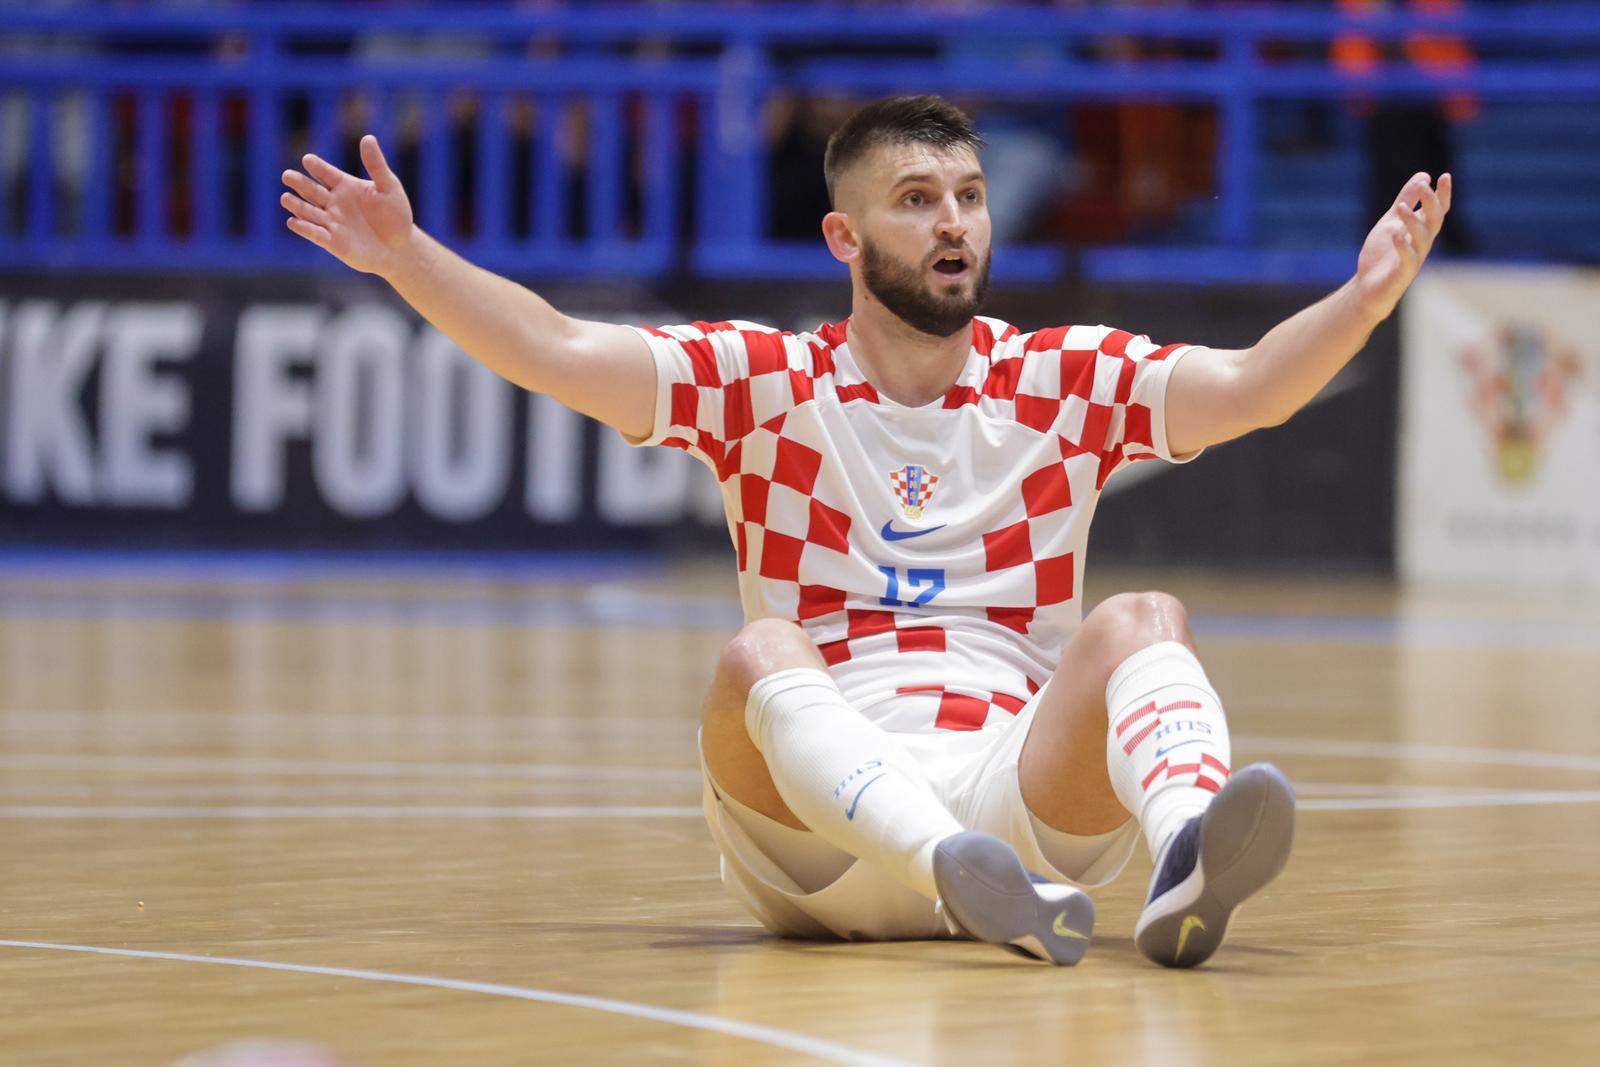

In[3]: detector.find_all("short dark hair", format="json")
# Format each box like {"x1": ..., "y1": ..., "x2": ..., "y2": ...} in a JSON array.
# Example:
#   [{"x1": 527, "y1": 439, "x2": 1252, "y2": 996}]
[{"x1": 823, "y1": 95, "x2": 984, "y2": 208}]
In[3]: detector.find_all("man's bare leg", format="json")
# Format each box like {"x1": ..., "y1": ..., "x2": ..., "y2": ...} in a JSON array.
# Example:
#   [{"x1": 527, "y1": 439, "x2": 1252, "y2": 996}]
[
  {"x1": 1018, "y1": 590, "x2": 1295, "y2": 968},
  {"x1": 699, "y1": 619, "x2": 817, "y2": 830},
  {"x1": 699, "y1": 618, "x2": 1094, "y2": 964},
  {"x1": 1019, "y1": 591, "x2": 1201, "y2": 838},
  {"x1": 699, "y1": 618, "x2": 966, "y2": 898}
]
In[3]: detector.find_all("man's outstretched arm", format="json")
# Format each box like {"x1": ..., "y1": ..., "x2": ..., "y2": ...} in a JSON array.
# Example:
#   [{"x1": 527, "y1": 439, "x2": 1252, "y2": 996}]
[
  {"x1": 281, "y1": 135, "x2": 656, "y2": 441},
  {"x1": 1164, "y1": 171, "x2": 1452, "y2": 457}
]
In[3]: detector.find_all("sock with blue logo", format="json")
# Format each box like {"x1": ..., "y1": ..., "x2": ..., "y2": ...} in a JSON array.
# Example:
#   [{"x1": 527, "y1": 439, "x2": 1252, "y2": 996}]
[
  {"x1": 745, "y1": 667, "x2": 964, "y2": 900},
  {"x1": 1103, "y1": 642, "x2": 1233, "y2": 861}
]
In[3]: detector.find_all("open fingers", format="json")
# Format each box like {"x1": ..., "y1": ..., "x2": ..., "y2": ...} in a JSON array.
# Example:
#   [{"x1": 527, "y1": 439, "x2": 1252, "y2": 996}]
[
  {"x1": 1393, "y1": 171, "x2": 1431, "y2": 212},
  {"x1": 281, "y1": 191, "x2": 329, "y2": 228},
  {"x1": 282, "y1": 169, "x2": 332, "y2": 208},
  {"x1": 302, "y1": 153, "x2": 350, "y2": 190},
  {"x1": 1416, "y1": 182, "x2": 1445, "y2": 239},
  {"x1": 359, "y1": 135, "x2": 400, "y2": 195},
  {"x1": 1437, "y1": 172, "x2": 1454, "y2": 214},
  {"x1": 1397, "y1": 202, "x2": 1429, "y2": 252},
  {"x1": 286, "y1": 216, "x2": 331, "y2": 249}
]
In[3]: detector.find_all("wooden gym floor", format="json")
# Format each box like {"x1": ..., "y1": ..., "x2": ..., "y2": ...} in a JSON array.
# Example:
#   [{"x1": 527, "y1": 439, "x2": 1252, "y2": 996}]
[{"x1": 1, "y1": 558, "x2": 1596, "y2": 1066}]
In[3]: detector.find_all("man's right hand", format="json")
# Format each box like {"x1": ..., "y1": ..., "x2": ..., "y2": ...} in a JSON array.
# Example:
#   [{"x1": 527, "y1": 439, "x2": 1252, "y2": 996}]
[
  {"x1": 279, "y1": 133, "x2": 658, "y2": 441},
  {"x1": 282, "y1": 135, "x2": 416, "y2": 278}
]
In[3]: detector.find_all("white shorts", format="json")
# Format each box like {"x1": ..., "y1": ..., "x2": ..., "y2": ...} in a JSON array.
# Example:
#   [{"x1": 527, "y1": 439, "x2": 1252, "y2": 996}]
[{"x1": 700, "y1": 687, "x2": 1141, "y2": 941}]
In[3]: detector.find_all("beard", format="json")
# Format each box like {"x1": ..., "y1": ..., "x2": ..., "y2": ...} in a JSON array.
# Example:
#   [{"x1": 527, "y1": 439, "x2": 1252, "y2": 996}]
[{"x1": 861, "y1": 237, "x2": 992, "y2": 339}]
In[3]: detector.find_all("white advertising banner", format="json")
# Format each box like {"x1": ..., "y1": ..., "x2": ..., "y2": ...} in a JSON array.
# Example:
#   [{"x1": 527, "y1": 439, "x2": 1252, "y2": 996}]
[{"x1": 1398, "y1": 266, "x2": 1600, "y2": 593}]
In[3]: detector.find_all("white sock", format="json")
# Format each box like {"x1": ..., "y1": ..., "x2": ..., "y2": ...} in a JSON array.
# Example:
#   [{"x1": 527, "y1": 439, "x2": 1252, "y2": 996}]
[
  {"x1": 745, "y1": 667, "x2": 965, "y2": 900},
  {"x1": 1103, "y1": 642, "x2": 1232, "y2": 861}
]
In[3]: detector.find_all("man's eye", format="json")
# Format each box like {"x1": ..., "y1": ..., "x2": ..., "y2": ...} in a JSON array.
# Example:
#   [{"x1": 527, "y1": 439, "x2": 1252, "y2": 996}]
[
  {"x1": 905, "y1": 193, "x2": 923, "y2": 206},
  {"x1": 964, "y1": 190, "x2": 982, "y2": 203}
]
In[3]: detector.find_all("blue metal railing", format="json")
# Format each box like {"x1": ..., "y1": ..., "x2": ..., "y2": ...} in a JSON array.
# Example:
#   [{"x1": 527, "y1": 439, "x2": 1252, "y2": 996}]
[{"x1": 0, "y1": 3, "x2": 1597, "y2": 283}]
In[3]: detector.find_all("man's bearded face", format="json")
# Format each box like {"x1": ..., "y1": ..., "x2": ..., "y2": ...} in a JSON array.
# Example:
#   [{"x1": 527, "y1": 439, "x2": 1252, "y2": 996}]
[{"x1": 861, "y1": 234, "x2": 992, "y2": 339}]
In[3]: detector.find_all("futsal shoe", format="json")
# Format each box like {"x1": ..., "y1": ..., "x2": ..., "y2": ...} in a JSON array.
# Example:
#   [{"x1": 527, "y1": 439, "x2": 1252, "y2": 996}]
[
  {"x1": 1134, "y1": 762, "x2": 1296, "y2": 969},
  {"x1": 932, "y1": 830, "x2": 1096, "y2": 965}
]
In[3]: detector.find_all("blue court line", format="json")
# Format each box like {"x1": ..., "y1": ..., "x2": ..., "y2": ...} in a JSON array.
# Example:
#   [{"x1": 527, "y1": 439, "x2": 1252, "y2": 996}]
[
  {"x1": 0, "y1": 565, "x2": 1595, "y2": 649},
  {"x1": 1196, "y1": 612, "x2": 1600, "y2": 650},
  {"x1": 0, "y1": 548, "x2": 664, "y2": 583},
  {"x1": 0, "y1": 585, "x2": 744, "y2": 629}
]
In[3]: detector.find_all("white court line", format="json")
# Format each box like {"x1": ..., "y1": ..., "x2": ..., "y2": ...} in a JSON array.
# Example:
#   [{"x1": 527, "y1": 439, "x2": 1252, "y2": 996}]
[
  {"x1": 1240, "y1": 736, "x2": 1600, "y2": 774},
  {"x1": 5, "y1": 737, "x2": 1594, "y2": 783},
  {"x1": 0, "y1": 753, "x2": 702, "y2": 783},
  {"x1": 1299, "y1": 789, "x2": 1600, "y2": 811},
  {"x1": 3, "y1": 738, "x2": 1599, "y2": 818},
  {"x1": 7, "y1": 788, "x2": 1600, "y2": 819},
  {"x1": 0, "y1": 780, "x2": 697, "y2": 801},
  {"x1": 0, "y1": 805, "x2": 703, "y2": 819},
  {"x1": 1289, "y1": 781, "x2": 1561, "y2": 797},
  {"x1": 3, "y1": 779, "x2": 1461, "y2": 802},
  {"x1": 0, "y1": 940, "x2": 914, "y2": 1067},
  {"x1": 3, "y1": 736, "x2": 1593, "y2": 782}
]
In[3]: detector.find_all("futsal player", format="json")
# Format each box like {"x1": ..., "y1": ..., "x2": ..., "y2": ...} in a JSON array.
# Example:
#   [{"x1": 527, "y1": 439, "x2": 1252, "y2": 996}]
[{"x1": 281, "y1": 95, "x2": 1449, "y2": 967}]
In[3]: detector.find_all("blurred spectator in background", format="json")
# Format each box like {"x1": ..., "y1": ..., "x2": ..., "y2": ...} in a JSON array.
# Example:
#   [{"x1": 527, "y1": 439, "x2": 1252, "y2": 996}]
[
  {"x1": 0, "y1": 0, "x2": 93, "y2": 237},
  {"x1": 766, "y1": 94, "x2": 856, "y2": 240},
  {"x1": 765, "y1": 0, "x2": 1218, "y2": 249},
  {"x1": 1053, "y1": 0, "x2": 1217, "y2": 245},
  {"x1": 937, "y1": 0, "x2": 1079, "y2": 246},
  {"x1": 349, "y1": 0, "x2": 496, "y2": 237},
  {"x1": 1334, "y1": 0, "x2": 1476, "y2": 252}
]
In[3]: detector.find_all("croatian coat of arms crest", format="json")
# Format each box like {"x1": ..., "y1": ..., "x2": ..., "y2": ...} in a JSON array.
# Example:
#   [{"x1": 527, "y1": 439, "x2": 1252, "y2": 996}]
[
  {"x1": 888, "y1": 464, "x2": 940, "y2": 521},
  {"x1": 1459, "y1": 324, "x2": 1582, "y2": 486}
]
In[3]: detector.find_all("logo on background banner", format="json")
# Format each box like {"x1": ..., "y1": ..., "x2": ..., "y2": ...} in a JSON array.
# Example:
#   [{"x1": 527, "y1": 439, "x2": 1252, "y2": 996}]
[
  {"x1": 1459, "y1": 324, "x2": 1582, "y2": 486},
  {"x1": 888, "y1": 464, "x2": 941, "y2": 521}
]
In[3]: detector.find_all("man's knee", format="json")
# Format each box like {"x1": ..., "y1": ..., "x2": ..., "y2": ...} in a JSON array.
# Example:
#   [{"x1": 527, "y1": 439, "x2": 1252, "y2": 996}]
[
  {"x1": 719, "y1": 617, "x2": 820, "y2": 683},
  {"x1": 700, "y1": 619, "x2": 817, "y2": 829},
  {"x1": 702, "y1": 618, "x2": 824, "y2": 735},
  {"x1": 1077, "y1": 591, "x2": 1192, "y2": 674}
]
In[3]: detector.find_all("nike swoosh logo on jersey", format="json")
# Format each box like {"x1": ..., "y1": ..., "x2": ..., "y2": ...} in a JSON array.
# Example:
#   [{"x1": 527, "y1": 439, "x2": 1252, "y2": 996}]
[{"x1": 880, "y1": 521, "x2": 946, "y2": 541}]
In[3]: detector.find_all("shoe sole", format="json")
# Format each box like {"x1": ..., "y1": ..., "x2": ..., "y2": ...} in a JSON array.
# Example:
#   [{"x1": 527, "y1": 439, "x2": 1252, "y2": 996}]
[
  {"x1": 932, "y1": 831, "x2": 1095, "y2": 966},
  {"x1": 1134, "y1": 763, "x2": 1296, "y2": 968}
]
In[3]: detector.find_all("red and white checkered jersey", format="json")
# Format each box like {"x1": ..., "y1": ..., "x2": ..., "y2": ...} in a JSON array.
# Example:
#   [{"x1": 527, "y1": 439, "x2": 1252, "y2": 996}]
[{"x1": 627, "y1": 316, "x2": 1203, "y2": 733}]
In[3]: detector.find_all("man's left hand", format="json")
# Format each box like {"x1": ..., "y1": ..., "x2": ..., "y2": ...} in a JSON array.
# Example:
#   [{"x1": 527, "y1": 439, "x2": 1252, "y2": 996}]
[{"x1": 1353, "y1": 171, "x2": 1453, "y2": 324}]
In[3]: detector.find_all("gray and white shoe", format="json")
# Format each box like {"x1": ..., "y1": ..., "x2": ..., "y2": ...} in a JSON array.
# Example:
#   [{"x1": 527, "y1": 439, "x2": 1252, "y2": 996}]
[
  {"x1": 1134, "y1": 762, "x2": 1296, "y2": 968},
  {"x1": 932, "y1": 830, "x2": 1095, "y2": 965}
]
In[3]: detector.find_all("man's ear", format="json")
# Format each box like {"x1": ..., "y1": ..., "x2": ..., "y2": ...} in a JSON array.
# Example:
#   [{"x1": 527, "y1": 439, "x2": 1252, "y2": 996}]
[{"x1": 822, "y1": 211, "x2": 860, "y2": 264}]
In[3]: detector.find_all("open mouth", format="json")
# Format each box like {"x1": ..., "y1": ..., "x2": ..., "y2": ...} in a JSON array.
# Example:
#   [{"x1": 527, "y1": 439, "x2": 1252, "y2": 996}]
[{"x1": 932, "y1": 252, "x2": 969, "y2": 276}]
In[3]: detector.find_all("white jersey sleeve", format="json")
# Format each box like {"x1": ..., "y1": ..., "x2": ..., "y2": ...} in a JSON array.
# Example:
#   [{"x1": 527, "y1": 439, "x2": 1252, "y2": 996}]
[
  {"x1": 624, "y1": 319, "x2": 829, "y2": 476},
  {"x1": 1007, "y1": 324, "x2": 1201, "y2": 488}
]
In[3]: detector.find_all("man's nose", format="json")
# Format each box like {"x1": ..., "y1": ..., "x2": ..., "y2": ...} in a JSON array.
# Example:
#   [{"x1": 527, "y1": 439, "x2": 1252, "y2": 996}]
[{"x1": 933, "y1": 194, "x2": 967, "y2": 240}]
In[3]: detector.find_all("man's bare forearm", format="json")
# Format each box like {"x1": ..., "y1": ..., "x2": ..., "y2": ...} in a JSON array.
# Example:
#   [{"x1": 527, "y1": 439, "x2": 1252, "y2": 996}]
[
  {"x1": 378, "y1": 227, "x2": 655, "y2": 438},
  {"x1": 1237, "y1": 278, "x2": 1388, "y2": 428},
  {"x1": 383, "y1": 226, "x2": 577, "y2": 395},
  {"x1": 282, "y1": 137, "x2": 655, "y2": 436},
  {"x1": 1167, "y1": 173, "x2": 1449, "y2": 454}
]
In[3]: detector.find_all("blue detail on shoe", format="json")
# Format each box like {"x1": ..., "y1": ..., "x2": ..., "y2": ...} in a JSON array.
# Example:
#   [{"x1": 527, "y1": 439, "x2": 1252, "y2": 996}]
[
  {"x1": 1147, "y1": 816, "x2": 1202, "y2": 903},
  {"x1": 844, "y1": 774, "x2": 887, "y2": 820},
  {"x1": 1154, "y1": 739, "x2": 1205, "y2": 758},
  {"x1": 1134, "y1": 763, "x2": 1297, "y2": 969}
]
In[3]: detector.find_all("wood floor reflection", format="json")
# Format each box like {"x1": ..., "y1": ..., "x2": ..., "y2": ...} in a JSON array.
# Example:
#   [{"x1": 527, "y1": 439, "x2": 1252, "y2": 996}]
[{"x1": 2, "y1": 563, "x2": 1596, "y2": 1066}]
